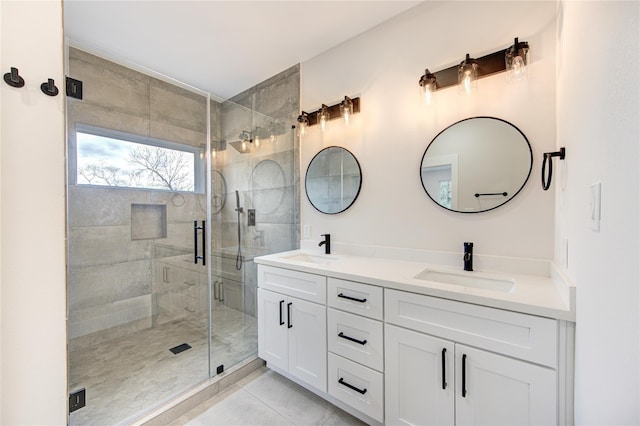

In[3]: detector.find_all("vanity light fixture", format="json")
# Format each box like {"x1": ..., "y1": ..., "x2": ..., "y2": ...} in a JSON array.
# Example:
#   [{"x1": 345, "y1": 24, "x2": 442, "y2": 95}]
[
  {"x1": 296, "y1": 96, "x2": 361, "y2": 133},
  {"x1": 297, "y1": 112, "x2": 310, "y2": 136},
  {"x1": 505, "y1": 37, "x2": 529, "y2": 81},
  {"x1": 458, "y1": 54, "x2": 478, "y2": 94},
  {"x1": 418, "y1": 37, "x2": 530, "y2": 96},
  {"x1": 340, "y1": 96, "x2": 354, "y2": 125},
  {"x1": 418, "y1": 69, "x2": 437, "y2": 105},
  {"x1": 319, "y1": 104, "x2": 330, "y2": 131}
]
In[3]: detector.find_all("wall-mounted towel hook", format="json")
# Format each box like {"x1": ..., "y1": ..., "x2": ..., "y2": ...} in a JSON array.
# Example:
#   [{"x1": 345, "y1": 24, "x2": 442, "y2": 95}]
[
  {"x1": 3, "y1": 67, "x2": 25, "y2": 88},
  {"x1": 541, "y1": 147, "x2": 566, "y2": 190},
  {"x1": 40, "y1": 78, "x2": 59, "y2": 96}
]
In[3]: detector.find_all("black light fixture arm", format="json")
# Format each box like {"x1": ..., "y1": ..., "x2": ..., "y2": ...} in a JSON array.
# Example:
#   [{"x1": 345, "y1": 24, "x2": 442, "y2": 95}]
[{"x1": 541, "y1": 147, "x2": 566, "y2": 191}]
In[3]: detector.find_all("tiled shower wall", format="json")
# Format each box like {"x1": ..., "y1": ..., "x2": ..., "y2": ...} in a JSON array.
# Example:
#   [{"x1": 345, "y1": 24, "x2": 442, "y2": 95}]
[{"x1": 66, "y1": 48, "x2": 299, "y2": 341}]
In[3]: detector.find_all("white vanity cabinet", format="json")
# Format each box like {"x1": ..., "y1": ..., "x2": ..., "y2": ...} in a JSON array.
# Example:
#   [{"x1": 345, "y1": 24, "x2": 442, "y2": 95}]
[
  {"x1": 257, "y1": 266, "x2": 327, "y2": 392},
  {"x1": 385, "y1": 289, "x2": 559, "y2": 426},
  {"x1": 255, "y1": 256, "x2": 574, "y2": 426}
]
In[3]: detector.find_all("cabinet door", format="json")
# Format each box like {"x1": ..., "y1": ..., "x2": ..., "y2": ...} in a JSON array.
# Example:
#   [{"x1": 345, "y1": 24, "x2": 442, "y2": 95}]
[
  {"x1": 385, "y1": 324, "x2": 455, "y2": 426},
  {"x1": 257, "y1": 288, "x2": 288, "y2": 372},
  {"x1": 288, "y1": 297, "x2": 327, "y2": 392},
  {"x1": 455, "y1": 345, "x2": 557, "y2": 426}
]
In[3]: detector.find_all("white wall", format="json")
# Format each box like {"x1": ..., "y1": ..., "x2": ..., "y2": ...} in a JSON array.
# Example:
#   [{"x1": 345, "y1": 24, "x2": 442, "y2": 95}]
[
  {"x1": 301, "y1": 1, "x2": 558, "y2": 259},
  {"x1": 0, "y1": 1, "x2": 67, "y2": 424},
  {"x1": 556, "y1": 1, "x2": 639, "y2": 423}
]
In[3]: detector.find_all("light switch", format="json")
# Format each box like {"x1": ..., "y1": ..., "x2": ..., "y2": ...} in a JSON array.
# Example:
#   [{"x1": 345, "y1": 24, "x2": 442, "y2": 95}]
[
  {"x1": 303, "y1": 225, "x2": 311, "y2": 238},
  {"x1": 590, "y1": 182, "x2": 601, "y2": 232}
]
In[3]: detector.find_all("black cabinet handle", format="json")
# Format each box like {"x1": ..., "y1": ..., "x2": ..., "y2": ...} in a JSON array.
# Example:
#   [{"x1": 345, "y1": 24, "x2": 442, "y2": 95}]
[
  {"x1": 442, "y1": 348, "x2": 447, "y2": 390},
  {"x1": 338, "y1": 378, "x2": 367, "y2": 395},
  {"x1": 287, "y1": 302, "x2": 292, "y2": 328},
  {"x1": 337, "y1": 293, "x2": 367, "y2": 303},
  {"x1": 279, "y1": 300, "x2": 285, "y2": 326},
  {"x1": 462, "y1": 354, "x2": 467, "y2": 397},
  {"x1": 338, "y1": 332, "x2": 367, "y2": 346}
]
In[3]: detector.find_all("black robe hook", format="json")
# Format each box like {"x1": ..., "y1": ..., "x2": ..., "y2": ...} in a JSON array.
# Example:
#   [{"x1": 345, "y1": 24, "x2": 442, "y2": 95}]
[
  {"x1": 541, "y1": 147, "x2": 566, "y2": 190},
  {"x1": 3, "y1": 67, "x2": 25, "y2": 88},
  {"x1": 40, "y1": 78, "x2": 59, "y2": 96}
]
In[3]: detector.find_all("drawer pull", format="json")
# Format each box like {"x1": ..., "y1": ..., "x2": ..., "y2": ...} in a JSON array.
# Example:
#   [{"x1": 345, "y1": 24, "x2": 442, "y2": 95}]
[
  {"x1": 287, "y1": 302, "x2": 293, "y2": 328},
  {"x1": 337, "y1": 293, "x2": 367, "y2": 303},
  {"x1": 441, "y1": 348, "x2": 447, "y2": 390},
  {"x1": 338, "y1": 377, "x2": 367, "y2": 395},
  {"x1": 338, "y1": 332, "x2": 367, "y2": 346},
  {"x1": 462, "y1": 354, "x2": 467, "y2": 397},
  {"x1": 279, "y1": 300, "x2": 285, "y2": 325}
]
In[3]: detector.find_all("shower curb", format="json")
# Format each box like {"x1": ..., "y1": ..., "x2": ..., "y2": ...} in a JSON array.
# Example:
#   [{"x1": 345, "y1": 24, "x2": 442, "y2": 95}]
[{"x1": 132, "y1": 357, "x2": 266, "y2": 426}]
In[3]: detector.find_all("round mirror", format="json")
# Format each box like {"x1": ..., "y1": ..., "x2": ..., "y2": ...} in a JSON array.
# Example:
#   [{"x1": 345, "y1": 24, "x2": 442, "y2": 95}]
[
  {"x1": 420, "y1": 117, "x2": 532, "y2": 213},
  {"x1": 305, "y1": 146, "x2": 362, "y2": 214}
]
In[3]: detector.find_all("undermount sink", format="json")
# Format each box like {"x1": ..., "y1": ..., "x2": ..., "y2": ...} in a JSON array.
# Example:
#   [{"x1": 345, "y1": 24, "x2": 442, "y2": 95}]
[
  {"x1": 283, "y1": 253, "x2": 341, "y2": 265},
  {"x1": 414, "y1": 269, "x2": 515, "y2": 292}
]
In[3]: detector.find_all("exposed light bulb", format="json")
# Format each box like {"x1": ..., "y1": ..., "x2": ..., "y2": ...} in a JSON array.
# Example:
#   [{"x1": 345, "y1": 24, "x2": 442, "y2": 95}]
[
  {"x1": 254, "y1": 136, "x2": 260, "y2": 148},
  {"x1": 419, "y1": 70, "x2": 436, "y2": 106},
  {"x1": 508, "y1": 55, "x2": 527, "y2": 81},
  {"x1": 462, "y1": 71, "x2": 472, "y2": 94},
  {"x1": 270, "y1": 133, "x2": 276, "y2": 143},
  {"x1": 423, "y1": 84, "x2": 433, "y2": 105},
  {"x1": 458, "y1": 54, "x2": 478, "y2": 95},
  {"x1": 211, "y1": 149, "x2": 217, "y2": 158},
  {"x1": 297, "y1": 113, "x2": 309, "y2": 137},
  {"x1": 241, "y1": 141, "x2": 247, "y2": 151},
  {"x1": 340, "y1": 96, "x2": 354, "y2": 125},
  {"x1": 320, "y1": 114, "x2": 328, "y2": 131},
  {"x1": 319, "y1": 104, "x2": 330, "y2": 132}
]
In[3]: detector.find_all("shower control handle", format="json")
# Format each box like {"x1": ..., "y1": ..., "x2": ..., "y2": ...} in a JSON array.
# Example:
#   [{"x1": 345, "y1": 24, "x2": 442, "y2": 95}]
[{"x1": 194, "y1": 220, "x2": 206, "y2": 266}]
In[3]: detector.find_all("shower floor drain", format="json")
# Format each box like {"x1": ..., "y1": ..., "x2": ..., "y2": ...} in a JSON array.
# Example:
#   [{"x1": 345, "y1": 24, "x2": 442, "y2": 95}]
[{"x1": 169, "y1": 343, "x2": 192, "y2": 355}]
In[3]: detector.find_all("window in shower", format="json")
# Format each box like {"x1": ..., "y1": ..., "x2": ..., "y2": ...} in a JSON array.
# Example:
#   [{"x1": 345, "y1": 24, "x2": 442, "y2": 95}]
[{"x1": 75, "y1": 125, "x2": 204, "y2": 192}]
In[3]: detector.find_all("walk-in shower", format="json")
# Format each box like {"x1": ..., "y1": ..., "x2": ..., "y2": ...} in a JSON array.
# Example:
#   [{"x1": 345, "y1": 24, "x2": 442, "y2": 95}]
[{"x1": 65, "y1": 47, "x2": 298, "y2": 424}]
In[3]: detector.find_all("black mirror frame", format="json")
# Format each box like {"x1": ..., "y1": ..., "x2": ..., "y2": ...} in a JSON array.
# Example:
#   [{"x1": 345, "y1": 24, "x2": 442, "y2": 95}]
[
  {"x1": 419, "y1": 116, "x2": 533, "y2": 214},
  {"x1": 305, "y1": 146, "x2": 363, "y2": 215}
]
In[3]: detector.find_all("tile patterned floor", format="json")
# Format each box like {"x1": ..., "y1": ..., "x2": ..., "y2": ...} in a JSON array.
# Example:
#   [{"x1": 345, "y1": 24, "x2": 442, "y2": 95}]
[
  {"x1": 69, "y1": 305, "x2": 257, "y2": 425},
  {"x1": 171, "y1": 367, "x2": 367, "y2": 426}
]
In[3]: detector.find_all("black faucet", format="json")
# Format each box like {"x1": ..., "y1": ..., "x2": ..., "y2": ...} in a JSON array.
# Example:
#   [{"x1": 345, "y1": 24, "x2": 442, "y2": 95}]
[
  {"x1": 319, "y1": 234, "x2": 331, "y2": 255},
  {"x1": 463, "y1": 242, "x2": 473, "y2": 271}
]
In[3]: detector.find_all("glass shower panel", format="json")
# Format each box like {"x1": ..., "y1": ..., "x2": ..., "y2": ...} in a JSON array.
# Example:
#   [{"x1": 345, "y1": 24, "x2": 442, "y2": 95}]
[
  {"x1": 208, "y1": 99, "x2": 298, "y2": 375},
  {"x1": 66, "y1": 47, "x2": 210, "y2": 425}
]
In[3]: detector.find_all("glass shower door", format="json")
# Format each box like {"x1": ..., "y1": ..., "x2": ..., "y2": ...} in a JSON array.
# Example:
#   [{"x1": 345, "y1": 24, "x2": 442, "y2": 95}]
[
  {"x1": 208, "y1": 98, "x2": 298, "y2": 375},
  {"x1": 66, "y1": 46, "x2": 211, "y2": 425}
]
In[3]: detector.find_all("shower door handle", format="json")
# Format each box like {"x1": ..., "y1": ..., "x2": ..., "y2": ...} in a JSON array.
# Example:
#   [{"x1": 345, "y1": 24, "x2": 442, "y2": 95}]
[{"x1": 194, "y1": 220, "x2": 206, "y2": 266}]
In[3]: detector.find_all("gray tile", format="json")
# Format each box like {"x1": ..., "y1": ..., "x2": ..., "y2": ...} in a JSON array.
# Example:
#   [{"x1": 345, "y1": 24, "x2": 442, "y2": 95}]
[
  {"x1": 150, "y1": 81, "x2": 207, "y2": 134},
  {"x1": 69, "y1": 51, "x2": 150, "y2": 118},
  {"x1": 69, "y1": 305, "x2": 257, "y2": 425},
  {"x1": 185, "y1": 386, "x2": 293, "y2": 426},
  {"x1": 321, "y1": 408, "x2": 368, "y2": 426},
  {"x1": 243, "y1": 370, "x2": 335, "y2": 426}
]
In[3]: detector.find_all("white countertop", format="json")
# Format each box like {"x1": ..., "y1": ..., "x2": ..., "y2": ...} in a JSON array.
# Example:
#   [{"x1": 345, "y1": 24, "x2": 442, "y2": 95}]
[{"x1": 254, "y1": 247, "x2": 576, "y2": 321}]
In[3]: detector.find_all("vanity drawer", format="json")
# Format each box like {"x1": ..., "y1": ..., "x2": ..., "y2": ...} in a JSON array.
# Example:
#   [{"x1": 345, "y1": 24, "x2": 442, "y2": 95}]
[
  {"x1": 328, "y1": 278, "x2": 383, "y2": 320},
  {"x1": 385, "y1": 289, "x2": 558, "y2": 367},
  {"x1": 328, "y1": 353, "x2": 384, "y2": 423},
  {"x1": 328, "y1": 309, "x2": 383, "y2": 372},
  {"x1": 258, "y1": 265, "x2": 326, "y2": 304}
]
